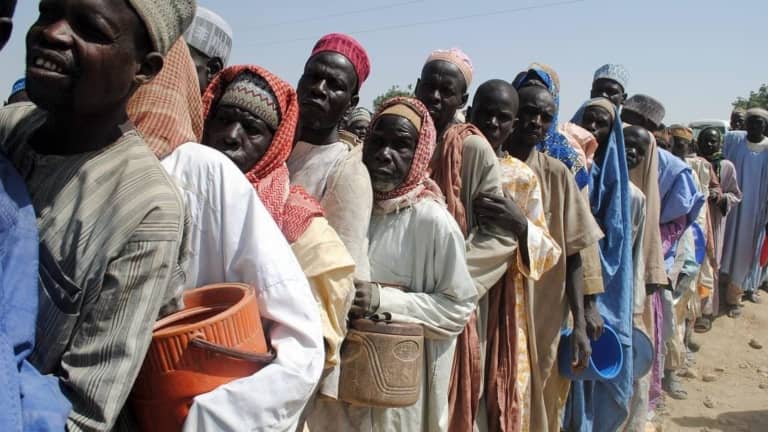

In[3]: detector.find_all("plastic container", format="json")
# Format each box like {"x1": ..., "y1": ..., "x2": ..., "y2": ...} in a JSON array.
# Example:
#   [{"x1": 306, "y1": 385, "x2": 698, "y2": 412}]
[
  {"x1": 632, "y1": 327, "x2": 654, "y2": 380},
  {"x1": 131, "y1": 283, "x2": 273, "y2": 432},
  {"x1": 339, "y1": 319, "x2": 424, "y2": 408},
  {"x1": 558, "y1": 325, "x2": 623, "y2": 381}
]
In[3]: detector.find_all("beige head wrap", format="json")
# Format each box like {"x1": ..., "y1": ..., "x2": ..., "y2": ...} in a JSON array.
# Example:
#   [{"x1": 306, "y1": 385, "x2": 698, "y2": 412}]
[{"x1": 126, "y1": 0, "x2": 197, "y2": 55}]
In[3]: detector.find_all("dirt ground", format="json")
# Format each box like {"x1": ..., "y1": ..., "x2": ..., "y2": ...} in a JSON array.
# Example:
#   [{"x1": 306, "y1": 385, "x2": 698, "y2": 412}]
[{"x1": 655, "y1": 299, "x2": 768, "y2": 431}]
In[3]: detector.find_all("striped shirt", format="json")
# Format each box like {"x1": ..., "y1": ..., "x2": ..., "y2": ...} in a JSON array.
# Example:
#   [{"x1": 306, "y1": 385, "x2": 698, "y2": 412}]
[{"x1": 0, "y1": 103, "x2": 185, "y2": 431}]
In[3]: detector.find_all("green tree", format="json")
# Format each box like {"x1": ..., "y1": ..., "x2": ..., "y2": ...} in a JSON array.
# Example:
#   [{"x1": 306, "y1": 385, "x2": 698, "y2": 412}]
[
  {"x1": 733, "y1": 84, "x2": 768, "y2": 110},
  {"x1": 373, "y1": 84, "x2": 414, "y2": 111}
]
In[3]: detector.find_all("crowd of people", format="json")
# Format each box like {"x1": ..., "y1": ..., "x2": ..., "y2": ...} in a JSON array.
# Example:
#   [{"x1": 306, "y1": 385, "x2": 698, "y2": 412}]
[{"x1": 1, "y1": 1, "x2": 766, "y2": 431}]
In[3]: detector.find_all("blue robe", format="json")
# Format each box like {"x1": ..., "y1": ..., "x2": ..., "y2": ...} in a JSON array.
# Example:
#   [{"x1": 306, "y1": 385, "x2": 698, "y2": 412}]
[
  {"x1": 0, "y1": 155, "x2": 70, "y2": 431},
  {"x1": 721, "y1": 132, "x2": 768, "y2": 293},
  {"x1": 564, "y1": 102, "x2": 634, "y2": 432}
]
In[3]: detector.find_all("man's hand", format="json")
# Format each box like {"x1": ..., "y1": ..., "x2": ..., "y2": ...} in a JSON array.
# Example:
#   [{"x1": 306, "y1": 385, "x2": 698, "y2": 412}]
[
  {"x1": 584, "y1": 295, "x2": 604, "y2": 340},
  {"x1": 571, "y1": 325, "x2": 592, "y2": 373},
  {"x1": 349, "y1": 280, "x2": 377, "y2": 319},
  {"x1": 473, "y1": 192, "x2": 527, "y2": 237}
]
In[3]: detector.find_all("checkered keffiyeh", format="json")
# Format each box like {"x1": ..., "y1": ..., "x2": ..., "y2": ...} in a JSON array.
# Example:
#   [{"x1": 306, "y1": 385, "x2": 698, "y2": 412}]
[
  {"x1": 128, "y1": 38, "x2": 203, "y2": 160},
  {"x1": 203, "y1": 65, "x2": 323, "y2": 242},
  {"x1": 371, "y1": 97, "x2": 443, "y2": 213}
]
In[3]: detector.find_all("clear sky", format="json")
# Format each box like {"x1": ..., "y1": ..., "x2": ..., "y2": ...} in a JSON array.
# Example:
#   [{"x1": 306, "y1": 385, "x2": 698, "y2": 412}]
[{"x1": 2, "y1": 0, "x2": 765, "y2": 124}]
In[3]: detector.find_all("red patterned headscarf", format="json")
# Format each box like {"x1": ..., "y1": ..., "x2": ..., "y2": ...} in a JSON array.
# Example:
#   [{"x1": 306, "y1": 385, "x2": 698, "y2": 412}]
[
  {"x1": 203, "y1": 65, "x2": 323, "y2": 243},
  {"x1": 370, "y1": 97, "x2": 443, "y2": 212}
]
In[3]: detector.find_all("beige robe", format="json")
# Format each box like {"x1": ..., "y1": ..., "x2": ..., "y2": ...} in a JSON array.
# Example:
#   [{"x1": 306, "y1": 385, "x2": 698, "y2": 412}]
[{"x1": 525, "y1": 152, "x2": 604, "y2": 432}]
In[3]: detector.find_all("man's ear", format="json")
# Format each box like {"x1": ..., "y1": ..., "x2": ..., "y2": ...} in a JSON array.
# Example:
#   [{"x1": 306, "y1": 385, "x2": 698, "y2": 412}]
[
  {"x1": 466, "y1": 105, "x2": 473, "y2": 122},
  {"x1": 0, "y1": 18, "x2": 12, "y2": 51},
  {"x1": 135, "y1": 52, "x2": 164, "y2": 86},
  {"x1": 350, "y1": 94, "x2": 360, "y2": 109},
  {"x1": 414, "y1": 78, "x2": 422, "y2": 96}
]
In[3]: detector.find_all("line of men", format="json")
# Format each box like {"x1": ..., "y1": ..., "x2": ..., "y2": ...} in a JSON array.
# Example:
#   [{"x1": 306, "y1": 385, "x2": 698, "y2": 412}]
[{"x1": 1, "y1": 1, "x2": 766, "y2": 432}]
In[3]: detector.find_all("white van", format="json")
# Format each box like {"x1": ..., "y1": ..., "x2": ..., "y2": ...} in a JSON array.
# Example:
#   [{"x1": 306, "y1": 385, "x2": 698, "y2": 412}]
[{"x1": 689, "y1": 119, "x2": 729, "y2": 140}]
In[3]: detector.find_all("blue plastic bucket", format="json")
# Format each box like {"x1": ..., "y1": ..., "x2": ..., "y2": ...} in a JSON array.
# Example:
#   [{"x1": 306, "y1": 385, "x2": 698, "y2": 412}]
[{"x1": 558, "y1": 325, "x2": 623, "y2": 381}]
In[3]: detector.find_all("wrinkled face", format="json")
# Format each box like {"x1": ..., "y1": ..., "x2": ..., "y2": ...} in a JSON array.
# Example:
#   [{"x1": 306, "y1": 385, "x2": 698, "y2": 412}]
[
  {"x1": 347, "y1": 119, "x2": 370, "y2": 141},
  {"x1": 731, "y1": 112, "x2": 746, "y2": 131},
  {"x1": 204, "y1": 104, "x2": 275, "y2": 173},
  {"x1": 579, "y1": 105, "x2": 613, "y2": 146},
  {"x1": 469, "y1": 88, "x2": 518, "y2": 150},
  {"x1": 697, "y1": 129, "x2": 721, "y2": 156},
  {"x1": 363, "y1": 114, "x2": 418, "y2": 193},
  {"x1": 671, "y1": 136, "x2": 691, "y2": 158},
  {"x1": 415, "y1": 60, "x2": 467, "y2": 131},
  {"x1": 297, "y1": 52, "x2": 358, "y2": 132},
  {"x1": 746, "y1": 115, "x2": 767, "y2": 142},
  {"x1": 514, "y1": 87, "x2": 555, "y2": 148},
  {"x1": 26, "y1": 0, "x2": 148, "y2": 114},
  {"x1": 624, "y1": 126, "x2": 651, "y2": 170},
  {"x1": 590, "y1": 78, "x2": 625, "y2": 106}
]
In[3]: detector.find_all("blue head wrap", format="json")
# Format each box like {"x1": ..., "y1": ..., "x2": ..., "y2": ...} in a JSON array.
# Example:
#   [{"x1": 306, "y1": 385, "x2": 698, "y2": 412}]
[{"x1": 513, "y1": 68, "x2": 590, "y2": 189}]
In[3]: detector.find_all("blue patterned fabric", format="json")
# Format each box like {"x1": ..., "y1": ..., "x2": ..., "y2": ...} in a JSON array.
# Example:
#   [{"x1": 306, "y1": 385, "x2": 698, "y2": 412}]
[
  {"x1": 512, "y1": 68, "x2": 590, "y2": 189},
  {"x1": 564, "y1": 100, "x2": 635, "y2": 432},
  {"x1": 0, "y1": 155, "x2": 70, "y2": 431}
]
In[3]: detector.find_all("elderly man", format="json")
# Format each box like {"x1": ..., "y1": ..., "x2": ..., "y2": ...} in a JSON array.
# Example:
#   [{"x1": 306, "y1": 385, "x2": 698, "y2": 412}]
[
  {"x1": 721, "y1": 108, "x2": 768, "y2": 315},
  {"x1": 183, "y1": 6, "x2": 233, "y2": 93},
  {"x1": 288, "y1": 33, "x2": 373, "y2": 280},
  {"x1": 0, "y1": 0, "x2": 193, "y2": 429},
  {"x1": 730, "y1": 108, "x2": 747, "y2": 131},
  {"x1": 344, "y1": 106, "x2": 372, "y2": 141},
  {"x1": 590, "y1": 64, "x2": 629, "y2": 107}
]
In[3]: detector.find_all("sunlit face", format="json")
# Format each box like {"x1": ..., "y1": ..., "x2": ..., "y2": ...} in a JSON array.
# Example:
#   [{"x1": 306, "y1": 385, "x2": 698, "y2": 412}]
[
  {"x1": 415, "y1": 60, "x2": 467, "y2": 132},
  {"x1": 363, "y1": 114, "x2": 418, "y2": 194},
  {"x1": 26, "y1": 0, "x2": 150, "y2": 114},
  {"x1": 204, "y1": 104, "x2": 275, "y2": 173},
  {"x1": 697, "y1": 129, "x2": 721, "y2": 157},
  {"x1": 579, "y1": 105, "x2": 613, "y2": 146},
  {"x1": 513, "y1": 86, "x2": 555, "y2": 148},
  {"x1": 590, "y1": 78, "x2": 625, "y2": 106},
  {"x1": 469, "y1": 86, "x2": 518, "y2": 151}
]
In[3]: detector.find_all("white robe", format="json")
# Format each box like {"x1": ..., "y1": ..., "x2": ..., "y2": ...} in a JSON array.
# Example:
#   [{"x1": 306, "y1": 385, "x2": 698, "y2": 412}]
[
  {"x1": 160, "y1": 143, "x2": 324, "y2": 431},
  {"x1": 308, "y1": 199, "x2": 477, "y2": 432}
]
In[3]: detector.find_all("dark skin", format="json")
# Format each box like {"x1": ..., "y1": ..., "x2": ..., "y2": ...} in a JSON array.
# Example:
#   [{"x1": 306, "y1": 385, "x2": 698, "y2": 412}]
[
  {"x1": 731, "y1": 111, "x2": 746, "y2": 131},
  {"x1": 362, "y1": 114, "x2": 417, "y2": 194},
  {"x1": 466, "y1": 80, "x2": 529, "y2": 266},
  {"x1": 579, "y1": 105, "x2": 612, "y2": 163},
  {"x1": 6, "y1": 89, "x2": 29, "y2": 105},
  {"x1": 590, "y1": 78, "x2": 626, "y2": 107},
  {"x1": 624, "y1": 125, "x2": 651, "y2": 171},
  {"x1": 671, "y1": 136, "x2": 691, "y2": 159},
  {"x1": 0, "y1": 0, "x2": 17, "y2": 50},
  {"x1": 746, "y1": 115, "x2": 767, "y2": 143},
  {"x1": 697, "y1": 128, "x2": 722, "y2": 158},
  {"x1": 346, "y1": 118, "x2": 370, "y2": 142},
  {"x1": 26, "y1": 0, "x2": 163, "y2": 155},
  {"x1": 415, "y1": 60, "x2": 468, "y2": 137},
  {"x1": 297, "y1": 52, "x2": 359, "y2": 146},
  {"x1": 505, "y1": 86, "x2": 591, "y2": 368},
  {"x1": 468, "y1": 79, "x2": 519, "y2": 152},
  {"x1": 351, "y1": 114, "x2": 419, "y2": 318},
  {"x1": 188, "y1": 45, "x2": 223, "y2": 95},
  {"x1": 203, "y1": 103, "x2": 275, "y2": 173}
]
